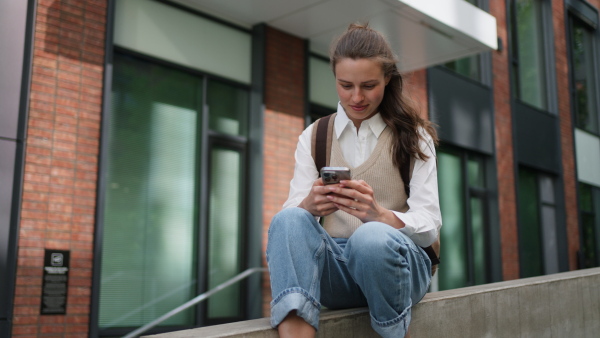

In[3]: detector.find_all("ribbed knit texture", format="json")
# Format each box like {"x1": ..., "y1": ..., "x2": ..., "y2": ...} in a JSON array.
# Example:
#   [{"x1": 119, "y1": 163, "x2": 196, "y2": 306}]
[{"x1": 323, "y1": 127, "x2": 408, "y2": 238}]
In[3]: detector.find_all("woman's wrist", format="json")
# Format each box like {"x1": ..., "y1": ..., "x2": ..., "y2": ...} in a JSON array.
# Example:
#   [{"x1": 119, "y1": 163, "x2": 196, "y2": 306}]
[{"x1": 380, "y1": 209, "x2": 405, "y2": 229}]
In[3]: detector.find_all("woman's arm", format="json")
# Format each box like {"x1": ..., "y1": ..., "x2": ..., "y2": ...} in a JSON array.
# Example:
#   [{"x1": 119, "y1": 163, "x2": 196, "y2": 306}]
[
  {"x1": 283, "y1": 124, "x2": 340, "y2": 217},
  {"x1": 393, "y1": 134, "x2": 441, "y2": 247}
]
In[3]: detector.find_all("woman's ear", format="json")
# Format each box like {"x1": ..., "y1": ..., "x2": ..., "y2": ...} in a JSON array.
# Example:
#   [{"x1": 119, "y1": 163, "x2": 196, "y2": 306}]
[{"x1": 385, "y1": 75, "x2": 391, "y2": 86}]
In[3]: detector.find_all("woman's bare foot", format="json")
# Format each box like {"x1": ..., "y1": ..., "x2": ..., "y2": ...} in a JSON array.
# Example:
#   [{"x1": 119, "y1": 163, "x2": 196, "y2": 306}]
[{"x1": 277, "y1": 311, "x2": 316, "y2": 338}]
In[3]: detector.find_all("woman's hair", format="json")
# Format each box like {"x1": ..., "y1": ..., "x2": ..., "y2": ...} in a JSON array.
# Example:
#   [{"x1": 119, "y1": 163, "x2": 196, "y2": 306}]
[{"x1": 330, "y1": 23, "x2": 439, "y2": 169}]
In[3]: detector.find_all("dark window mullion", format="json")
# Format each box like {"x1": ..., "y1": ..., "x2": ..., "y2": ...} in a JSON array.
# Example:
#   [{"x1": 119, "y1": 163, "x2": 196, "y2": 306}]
[
  {"x1": 196, "y1": 77, "x2": 210, "y2": 326},
  {"x1": 509, "y1": 0, "x2": 522, "y2": 98},
  {"x1": 535, "y1": 175, "x2": 546, "y2": 275},
  {"x1": 481, "y1": 191, "x2": 492, "y2": 283},
  {"x1": 462, "y1": 153, "x2": 476, "y2": 286}
]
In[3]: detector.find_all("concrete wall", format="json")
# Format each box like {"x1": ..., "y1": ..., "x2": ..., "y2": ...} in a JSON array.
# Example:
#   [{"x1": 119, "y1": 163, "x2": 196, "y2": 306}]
[{"x1": 145, "y1": 267, "x2": 600, "y2": 338}]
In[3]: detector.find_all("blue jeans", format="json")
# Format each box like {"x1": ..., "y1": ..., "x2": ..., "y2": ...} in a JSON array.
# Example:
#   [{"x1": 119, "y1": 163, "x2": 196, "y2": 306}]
[{"x1": 266, "y1": 207, "x2": 431, "y2": 338}]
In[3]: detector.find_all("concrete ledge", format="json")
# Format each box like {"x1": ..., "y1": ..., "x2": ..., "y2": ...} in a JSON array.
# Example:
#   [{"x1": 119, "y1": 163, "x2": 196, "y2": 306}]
[{"x1": 145, "y1": 267, "x2": 600, "y2": 337}]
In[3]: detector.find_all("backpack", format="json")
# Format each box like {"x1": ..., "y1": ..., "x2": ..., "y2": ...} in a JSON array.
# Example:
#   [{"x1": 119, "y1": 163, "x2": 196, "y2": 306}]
[{"x1": 311, "y1": 113, "x2": 441, "y2": 276}]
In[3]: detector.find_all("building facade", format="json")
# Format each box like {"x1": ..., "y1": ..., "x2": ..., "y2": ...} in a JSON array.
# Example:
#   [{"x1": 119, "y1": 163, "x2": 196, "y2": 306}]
[{"x1": 1, "y1": 0, "x2": 599, "y2": 337}]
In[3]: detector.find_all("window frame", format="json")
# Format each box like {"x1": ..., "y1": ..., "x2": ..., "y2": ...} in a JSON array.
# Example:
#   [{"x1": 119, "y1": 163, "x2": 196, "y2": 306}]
[
  {"x1": 566, "y1": 6, "x2": 600, "y2": 136},
  {"x1": 509, "y1": 0, "x2": 558, "y2": 113},
  {"x1": 516, "y1": 167, "x2": 563, "y2": 278},
  {"x1": 578, "y1": 183, "x2": 600, "y2": 268},
  {"x1": 93, "y1": 49, "x2": 252, "y2": 337},
  {"x1": 436, "y1": 146, "x2": 493, "y2": 290},
  {"x1": 202, "y1": 135, "x2": 249, "y2": 325},
  {"x1": 442, "y1": 0, "x2": 494, "y2": 85}
]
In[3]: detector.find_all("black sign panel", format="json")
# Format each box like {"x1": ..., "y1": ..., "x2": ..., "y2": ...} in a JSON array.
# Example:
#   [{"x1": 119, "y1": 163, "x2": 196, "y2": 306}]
[{"x1": 40, "y1": 249, "x2": 70, "y2": 315}]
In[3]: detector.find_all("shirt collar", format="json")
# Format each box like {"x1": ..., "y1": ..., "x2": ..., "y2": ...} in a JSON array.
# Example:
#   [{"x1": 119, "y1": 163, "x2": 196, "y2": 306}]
[{"x1": 334, "y1": 102, "x2": 387, "y2": 138}]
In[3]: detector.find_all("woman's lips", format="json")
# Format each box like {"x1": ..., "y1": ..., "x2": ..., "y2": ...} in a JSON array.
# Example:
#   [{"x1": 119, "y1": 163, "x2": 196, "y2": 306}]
[{"x1": 350, "y1": 105, "x2": 367, "y2": 111}]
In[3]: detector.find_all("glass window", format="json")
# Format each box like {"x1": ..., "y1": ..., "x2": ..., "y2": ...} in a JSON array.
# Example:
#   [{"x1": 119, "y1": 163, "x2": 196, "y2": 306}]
[
  {"x1": 470, "y1": 196, "x2": 486, "y2": 284},
  {"x1": 444, "y1": 56, "x2": 481, "y2": 81},
  {"x1": 444, "y1": 0, "x2": 481, "y2": 81},
  {"x1": 207, "y1": 145, "x2": 244, "y2": 319},
  {"x1": 438, "y1": 151, "x2": 467, "y2": 290},
  {"x1": 207, "y1": 81, "x2": 249, "y2": 137},
  {"x1": 579, "y1": 183, "x2": 600, "y2": 268},
  {"x1": 98, "y1": 54, "x2": 249, "y2": 333},
  {"x1": 437, "y1": 148, "x2": 491, "y2": 290},
  {"x1": 511, "y1": 0, "x2": 549, "y2": 110},
  {"x1": 517, "y1": 168, "x2": 560, "y2": 277},
  {"x1": 569, "y1": 16, "x2": 599, "y2": 134},
  {"x1": 517, "y1": 168, "x2": 543, "y2": 277},
  {"x1": 99, "y1": 54, "x2": 200, "y2": 329}
]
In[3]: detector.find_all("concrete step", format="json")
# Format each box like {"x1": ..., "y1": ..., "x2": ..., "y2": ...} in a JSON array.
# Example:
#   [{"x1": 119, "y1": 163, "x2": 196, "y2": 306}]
[{"x1": 146, "y1": 267, "x2": 600, "y2": 338}]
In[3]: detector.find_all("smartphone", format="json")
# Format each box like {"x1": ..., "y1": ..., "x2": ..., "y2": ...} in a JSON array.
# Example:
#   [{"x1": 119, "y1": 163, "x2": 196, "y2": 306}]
[{"x1": 320, "y1": 167, "x2": 352, "y2": 185}]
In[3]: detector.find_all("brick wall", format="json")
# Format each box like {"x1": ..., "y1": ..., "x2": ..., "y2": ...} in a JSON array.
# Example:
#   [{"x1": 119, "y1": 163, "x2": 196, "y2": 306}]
[
  {"x1": 13, "y1": 0, "x2": 107, "y2": 336},
  {"x1": 552, "y1": 0, "x2": 580, "y2": 270},
  {"x1": 404, "y1": 69, "x2": 429, "y2": 121},
  {"x1": 490, "y1": 0, "x2": 520, "y2": 280},
  {"x1": 264, "y1": 27, "x2": 306, "y2": 118},
  {"x1": 261, "y1": 27, "x2": 307, "y2": 316}
]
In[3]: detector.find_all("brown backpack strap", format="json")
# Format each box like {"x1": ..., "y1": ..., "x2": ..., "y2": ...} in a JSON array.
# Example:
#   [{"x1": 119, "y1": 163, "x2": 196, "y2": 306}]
[{"x1": 311, "y1": 113, "x2": 336, "y2": 175}]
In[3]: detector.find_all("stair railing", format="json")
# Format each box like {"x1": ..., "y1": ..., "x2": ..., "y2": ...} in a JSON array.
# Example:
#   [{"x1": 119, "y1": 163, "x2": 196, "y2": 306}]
[{"x1": 122, "y1": 267, "x2": 268, "y2": 338}]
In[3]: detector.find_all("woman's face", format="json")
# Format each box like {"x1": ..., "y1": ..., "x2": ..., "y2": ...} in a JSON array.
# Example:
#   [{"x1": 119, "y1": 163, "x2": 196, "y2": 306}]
[{"x1": 335, "y1": 58, "x2": 389, "y2": 127}]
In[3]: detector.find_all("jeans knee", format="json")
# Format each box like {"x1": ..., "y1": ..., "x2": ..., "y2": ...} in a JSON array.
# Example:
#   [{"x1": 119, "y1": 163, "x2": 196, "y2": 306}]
[
  {"x1": 270, "y1": 208, "x2": 310, "y2": 234},
  {"x1": 347, "y1": 223, "x2": 406, "y2": 260},
  {"x1": 268, "y1": 207, "x2": 321, "y2": 248}
]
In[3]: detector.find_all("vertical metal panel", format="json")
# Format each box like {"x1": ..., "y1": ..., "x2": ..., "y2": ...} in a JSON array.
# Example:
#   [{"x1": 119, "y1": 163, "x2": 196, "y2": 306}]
[
  {"x1": 0, "y1": 0, "x2": 35, "y2": 334},
  {"x1": 428, "y1": 67, "x2": 495, "y2": 155},
  {"x1": 0, "y1": 1, "x2": 29, "y2": 139},
  {"x1": 575, "y1": 130, "x2": 600, "y2": 186},
  {"x1": 514, "y1": 102, "x2": 561, "y2": 173},
  {"x1": 246, "y1": 23, "x2": 266, "y2": 320},
  {"x1": 90, "y1": 1, "x2": 115, "y2": 336},
  {"x1": 0, "y1": 320, "x2": 9, "y2": 338},
  {"x1": 0, "y1": 140, "x2": 17, "y2": 319}
]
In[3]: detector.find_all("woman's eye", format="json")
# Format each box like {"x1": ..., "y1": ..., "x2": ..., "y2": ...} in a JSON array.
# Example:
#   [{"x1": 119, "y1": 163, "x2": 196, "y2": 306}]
[{"x1": 341, "y1": 85, "x2": 352, "y2": 89}]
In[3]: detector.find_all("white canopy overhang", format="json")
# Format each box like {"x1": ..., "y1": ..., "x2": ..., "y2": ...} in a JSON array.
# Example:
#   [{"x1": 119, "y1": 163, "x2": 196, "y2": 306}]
[{"x1": 172, "y1": 0, "x2": 498, "y2": 72}]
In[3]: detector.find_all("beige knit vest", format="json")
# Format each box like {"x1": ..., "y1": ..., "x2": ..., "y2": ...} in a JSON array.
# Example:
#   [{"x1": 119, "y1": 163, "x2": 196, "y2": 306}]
[{"x1": 323, "y1": 127, "x2": 408, "y2": 238}]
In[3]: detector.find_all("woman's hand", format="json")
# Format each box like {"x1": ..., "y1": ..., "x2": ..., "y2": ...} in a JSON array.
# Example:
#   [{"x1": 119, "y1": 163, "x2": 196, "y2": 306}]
[
  {"x1": 325, "y1": 180, "x2": 405, "y2": 229},
  {"x1": 298, "y1": 178, "x2": 345, "y2": 217}
]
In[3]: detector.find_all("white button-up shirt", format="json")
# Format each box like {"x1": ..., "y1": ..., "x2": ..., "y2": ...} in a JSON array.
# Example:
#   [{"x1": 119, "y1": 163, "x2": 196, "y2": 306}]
[{"x1": 283, "y1": 103, "x2": 442, "y2": 247}]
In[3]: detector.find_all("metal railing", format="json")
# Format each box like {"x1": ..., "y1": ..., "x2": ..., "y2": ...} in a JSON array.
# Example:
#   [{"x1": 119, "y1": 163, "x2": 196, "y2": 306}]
[{"x1": 122, "y1": 267, "x2": 268, "y2": 338}]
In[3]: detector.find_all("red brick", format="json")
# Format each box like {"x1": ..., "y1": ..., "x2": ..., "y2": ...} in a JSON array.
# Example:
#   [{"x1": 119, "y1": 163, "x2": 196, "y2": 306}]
[
  {"x1": 39, "y1": 316, "x2": 65, "y2": 325},
  {"x1": 13, "y1": 316, "x2": 39, "y2": 326},
  {"x1": 66, "y1": 315, "x2": 89, "y2": 324},
  {"x1": 264, "y1": 27, "x2": 306, "y2": 117},
  {"x1": 41, "y1": 325, "x2": 65, "y2": 334},
  {"x1": 12, "y1": 324, "x2": 39, "y2": 335}
]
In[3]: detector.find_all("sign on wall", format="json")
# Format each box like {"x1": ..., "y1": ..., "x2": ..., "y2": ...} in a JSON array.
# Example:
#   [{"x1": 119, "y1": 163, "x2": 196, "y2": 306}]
[{"x1": 40, "y1": 249, "x2": 70, "y2": 315}]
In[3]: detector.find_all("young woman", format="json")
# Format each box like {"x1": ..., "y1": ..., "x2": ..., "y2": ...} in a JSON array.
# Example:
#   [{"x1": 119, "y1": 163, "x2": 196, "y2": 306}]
[{"x1": 266, "y1": 23, "x2": 441, "y2": 338}]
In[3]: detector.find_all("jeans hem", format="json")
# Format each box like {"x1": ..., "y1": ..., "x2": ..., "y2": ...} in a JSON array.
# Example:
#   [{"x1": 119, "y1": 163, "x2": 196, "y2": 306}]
[
  {"x1": 370, "y1": 305, "x2": 411, "y2": 338},
  {"x1": 270, "y1": 288, "x2": 321, "y2": 330}
]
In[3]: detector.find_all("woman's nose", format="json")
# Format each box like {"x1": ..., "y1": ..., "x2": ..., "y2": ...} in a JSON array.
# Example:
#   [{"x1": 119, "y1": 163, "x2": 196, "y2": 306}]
[{"x1": 352, "y1": 90, "x2": 364, "y2": 103}]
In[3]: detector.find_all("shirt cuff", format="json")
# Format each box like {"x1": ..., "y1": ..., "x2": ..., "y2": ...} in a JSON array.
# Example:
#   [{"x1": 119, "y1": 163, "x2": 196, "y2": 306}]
[{"x1": 393, "y1": 211, "x2": 437, "y2": 248}]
